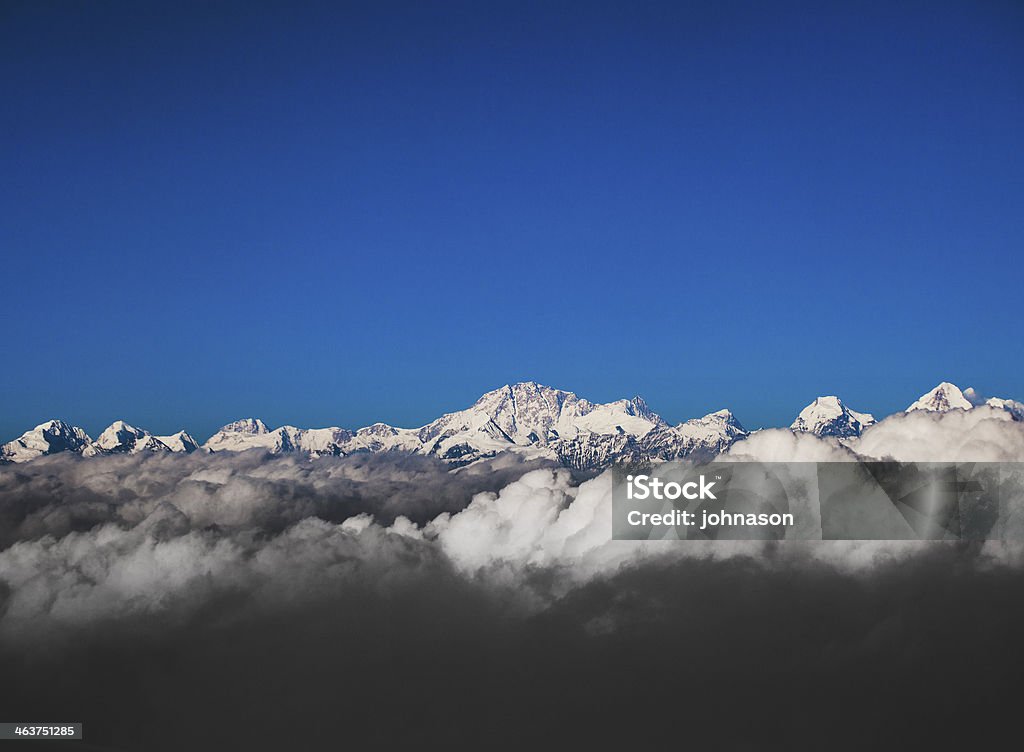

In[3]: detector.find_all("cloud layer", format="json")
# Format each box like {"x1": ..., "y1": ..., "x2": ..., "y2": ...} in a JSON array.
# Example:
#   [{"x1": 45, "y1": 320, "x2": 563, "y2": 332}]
[{"x1": 2, "y1": 407, "x2": 1024, "y2": 748}]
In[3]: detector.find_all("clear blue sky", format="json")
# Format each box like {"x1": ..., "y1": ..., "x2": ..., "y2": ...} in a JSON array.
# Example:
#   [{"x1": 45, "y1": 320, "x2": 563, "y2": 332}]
[{"x1": 2, "y1": 0, "x2": 1022, "y2": 441}]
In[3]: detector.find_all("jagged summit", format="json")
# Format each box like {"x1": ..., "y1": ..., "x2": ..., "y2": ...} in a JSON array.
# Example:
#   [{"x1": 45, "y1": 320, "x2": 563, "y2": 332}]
[
  {"x1": 220, "y1": 418, "x2": 269, "y2": 435},
  {"x1": 418, "y1": 381, "x2": 669, "y2": 462},
  {"x1": 703, "y1": 409, "x2": 740, "y2": 423},
  {"x1": 83, "y1": 421, "x2": 200, "y2": 455},
  {"x1": 0, "y1": 420, "x2": 91, "y2": 463},
  {"x1": 153, "y1": 431, "x2": 201, "y2": 453},
  {"x1": 4, "y1": 380, "x2": 1019, "y2": 469},
  {"x1": 791, "y1": 396, "x2": 875, "y2": 438},
  {"x1": 901, "y1": 383, "x2": 1022, "y2": 421},
  {"x1": 93, "y1": 420, "x2": 151, "y2": 452},
  {"x1": 906, "y1": 382, "x2": 973, "y2": 413},
  {"x1": 621, "y1": 396, "x2": 659, "y2": 422},
  {"x1": 632, "y1": 409, "x2": 749, "y2": 464}
]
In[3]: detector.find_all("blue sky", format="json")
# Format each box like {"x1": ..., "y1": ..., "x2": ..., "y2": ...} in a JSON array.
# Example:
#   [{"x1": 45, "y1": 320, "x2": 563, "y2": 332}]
[{"x1": 2, "y1": 0, "x2": 1023, "y2": 441}]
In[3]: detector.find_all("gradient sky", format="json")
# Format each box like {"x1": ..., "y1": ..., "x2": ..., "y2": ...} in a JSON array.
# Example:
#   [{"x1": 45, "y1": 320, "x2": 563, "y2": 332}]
[{"x1": 2, "y1": 0, "x2": 1023, "y2": 441}]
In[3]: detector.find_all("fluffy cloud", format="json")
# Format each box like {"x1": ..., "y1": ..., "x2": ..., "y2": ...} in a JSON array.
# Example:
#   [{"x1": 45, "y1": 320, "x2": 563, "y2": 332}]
[
  {"x1": 0, "y1": 448, "x2": 554, "y2": 548},
  {"x1": 4, "y1": 405, "x2": 1024, "y2": 638},
  {"x1": 851, "y1": 405, "x2": 1024, "y2": 462},
  {"x1": 4, "y1": 422, "x2": 1024, "y2": 749}
]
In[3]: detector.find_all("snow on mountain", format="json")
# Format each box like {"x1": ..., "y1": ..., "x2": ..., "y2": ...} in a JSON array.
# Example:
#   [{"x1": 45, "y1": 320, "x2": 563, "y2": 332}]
[
  {"x1": 4, "y1": 380, "x2": 1019, "y2": 469},
  {"x1": 553, "y1": 431, "x2": 642, "y2": 471},
  {"x1": 954, "y1": 386, "x2": 1024, "y2": 421},
  {"x1": 906, "y1": 382, "x2": 974, "y2": 413},
  {"x1": 985, "y1": 397, "x2": 1024, "y2": 421},
  {"x1": 416, "y1": 382, "x2": 668, "y2": 465},
  {"x1": 193, "y1": 384, "x2": 675, "y2": 467},
  {"x1": 222, "y1": 418, "x2": 269, "y2": 435},
  {"x1": 421, "y1": 383, "x2": 667, "y2": 458},
  {"x1": 203, "y1": 419, "x2": 354, "y2": 456},
  {"x1": 203, "y1": 419, "x2": 279, "y2": 452},
  {"x1": 638, "y1": 409, "x2": 749, "y2": 461},
  {"x1": 0, "y1": 420, "x2": 92, "y2": 463},
  {"x1": 344, "y1": 423, "x2": 423, "y2": 453},
  {"x1": 153, "y1": 431, "x2": 201, "y2": 453},
  {"x1": 83, "y1": 420, "x2": 174, "y2": 455},
  {"x1": 905, "y1": 383, "x2": 1023, "y2": 421},
  {"x1": 791, "y1": 396, "x2": 876, "y2": 438},
  {"x1": 0, "y1": 386, "x2": 745, "y2": 469}
]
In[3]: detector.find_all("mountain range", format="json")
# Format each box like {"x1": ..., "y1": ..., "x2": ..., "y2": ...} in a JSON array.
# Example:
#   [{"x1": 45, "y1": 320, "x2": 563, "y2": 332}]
[{"x1": 3, "y1": 381, "x2": 1022, "y2": 469}]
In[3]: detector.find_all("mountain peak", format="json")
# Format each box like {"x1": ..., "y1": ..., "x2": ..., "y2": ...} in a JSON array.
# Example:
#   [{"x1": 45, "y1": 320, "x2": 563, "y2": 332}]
[
  {"x1": 88, "y1": 420, "x2": 174, "y2": 455},
  {"x1": 97, "y1": 420, "x2": 144, "y2": 439},
  {"x1": 475, "y1": 381, "x2": 573, "y2": 404},
  {"x1": 153, "y1": 430, "x2": 201, "y2": 453},
  {"x1": 906, "y1": 382, "x2": 972, "y2": 413},
  {"x1": 357, "y1": 422, "x2": 401, "y2": 437},
  {"x1": 220, "y1": 418, "x2": 269, "y2": 435},
  {"x1": 707, "y1": 408, "x2": 735, "y2": 419},
  {"x1": 1, "y1": 419, "x2": 92, "y2": 462},
  {"x1": 791, "y1": 396, "x2": 875, "y2": 438},
  {"x1": 700, "y1": 409, "x2": 743, "y2": 427}
]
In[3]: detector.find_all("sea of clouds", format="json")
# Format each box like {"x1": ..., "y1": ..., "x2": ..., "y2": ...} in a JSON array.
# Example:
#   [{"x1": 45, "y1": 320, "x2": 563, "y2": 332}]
[
  {"x1": 2, "y1": 405, "x2": 1023, "y2": 637},
  {"x1": 2, "y1": 406, "x2": 1024, "y2": 749}
]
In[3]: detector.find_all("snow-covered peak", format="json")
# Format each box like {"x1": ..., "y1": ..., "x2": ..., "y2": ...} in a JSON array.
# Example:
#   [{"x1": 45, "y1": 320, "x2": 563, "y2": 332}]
[
  {"x1": 348, "y1": 423, "x2": 422, "y2": 453},
  {"x1": 0, "y1": 420, "x2": 92, "y2": 463},
  {"x1": 95, "y1": 420, "x2": 147, "y2": 450},
  {"x1": 905, "y1": 384, "x2": 1021, "y2": 420},
  {"x1": 605, "y1": 395, "x2": 661, "y2": 423},
  {"x1": 986, "y1": 397, "x2": 1024, "y2": 421},
  {"x1": 356, "y1": 422, "x2": 404, "y2": 438},
  {"x1": 5, "y1": 380, "x2": 1017, "y2": 469},
  {"x1": 702, "y1": 409, "x2": 741, "y2": 424},
  {"x1": 906, "y1": 382, "x2": 973, "y2": 413},
  {"x1": 468, "y1": 382, "x2": 578, "y2": 434},
  {"x1": 422, "y1": 382, "x2": 665, "y2": 458},
  {"x1": 663, "y1": 409, "x2": 745, "y2": 437},
  {"x1": 293, "y1": 427, "x2": 355, "y2": 456},
  {"x1": 153, "y1": 431, "x2": 201, "y2": 453},
  {"x1": 791, "y1": 396, "x2": 876, "y2": 438},
  {"x1": 203, "y1": 418, "x2": 274, "y2": 452},
  {"x1": 628, "y1": 396, "x2": 659, "y2": 422},
  {"x1": 950, "y1": 386, "x2": 1024, "y2": 421},
  {"x1": 636, "y1": 408, "x2": 749, "y2": 462},
  {"x1": 219, "y1": 418, "x2": 269, "y2": 435},
  {"x1": 86, "y1": 421, "x2": 172, "y2": 455}
]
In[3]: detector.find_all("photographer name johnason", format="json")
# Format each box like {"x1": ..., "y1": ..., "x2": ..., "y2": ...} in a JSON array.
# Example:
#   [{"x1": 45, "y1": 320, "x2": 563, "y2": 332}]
[
  {"x1": 624, "y1": 473, "x2": 795, "y2": 530},
  {"x1": 614, "y1": 461, "x2": 1024, "y2": 541}
]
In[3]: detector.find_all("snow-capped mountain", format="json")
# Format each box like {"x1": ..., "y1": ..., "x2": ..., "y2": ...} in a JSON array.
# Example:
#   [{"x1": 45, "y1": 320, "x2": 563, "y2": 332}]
[
  {"x1": 905, "y1": 382, "x2": 1023, "y2": 421},
  {"x1": 203, "y1": 420, "x2": 355, "y2": 457},
  {"x1": 984, "y1": 397, "x2": 1024, "y2": 421},
  {"x1": 525, "y1": 407, "x2": 747, "y2": 470},
  {"x1": 638, "y1": 409, "x2": 749, "y2": 461},
  {"x1": 791, "y1": 396, "x2": 875, "y2": 438},
  {"x1": 204, "y1": 419, "x2": 285, "y2": 453},
  {"x1": 3, "y1": 380, "x2": 1021, "y2": 468},
  {"x1": 82, "y1": 421, "x2": 202, "y2": 455},
  {"x1": 906, "y1": 382, "x2": 974, "y2": 413},
  {"x1": 417, "y1": 382, "x2": 667, "y2": 464},
  {"x1": 153, "y1": 431, "x2": 201, "y2": 453},
  {"x1": 0, "y1": 420, "x2": 91, "y2": 463},
  {"x1": 344, "y1": 423, "x2": 422, "y2": 453},
  {"x1": 84, "y1": 421, "x2": 168, "y2": 455},
  {"x1": 197, "y1": 383, "x2": 675, "y2": 467}
]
